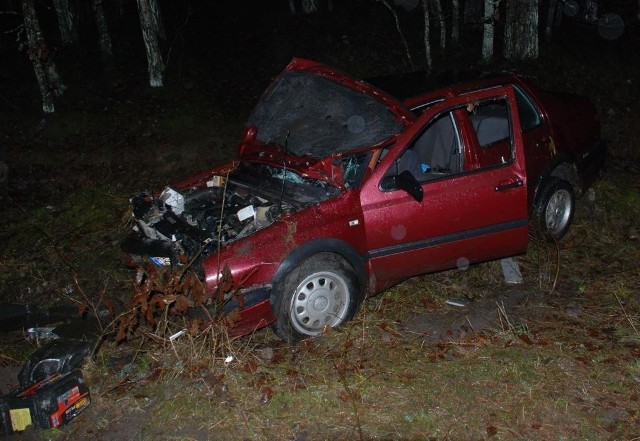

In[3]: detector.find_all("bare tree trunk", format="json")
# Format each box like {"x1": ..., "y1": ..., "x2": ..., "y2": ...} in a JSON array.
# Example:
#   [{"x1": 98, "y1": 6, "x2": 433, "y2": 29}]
[
  {"x1": 481, "y1": 0, "x2": 497, "y2": 63},
  {"x1": 136, "y1": 0, "x2": 164, "y2": 87},
  {"x1": 93, "y1": 0, "x2": 113, "y2": 67},
  {"x1": 149, "y1": 0, "x2": 165, "y2": 40},
  {"x1": 504, "y1": 0, "x2": 539, "y2": 60},
  {"x1": 381, "y1": 0, "x2": 414, "y2": 70},
  {"x1": 52, "y1": 0, "x2": 75, "y2": 44},
  {"x1": 301, "y1": 0, "x2": 318, "y2": 14},
  {"x1": 544, "y1": 0, "x2": 559, "y2": 41},
  {"x1": 421, "y1": 0, "x2": 432, "y2": 72},
  {"x1": 288, "y1": 0, "x2": 296, "y2": 15},
  {"x1": 22, "y1": 0, "x2": 65, "y2": 113},
  {"x1": 451, "y1": 0, "x2": 460, "y2": 45},
  {"x1": 430, "y1": 0, "x2": 445, "y2": 51},
  {"x1": 464, "y1": 0, "x2": 483, "y2": 23}
]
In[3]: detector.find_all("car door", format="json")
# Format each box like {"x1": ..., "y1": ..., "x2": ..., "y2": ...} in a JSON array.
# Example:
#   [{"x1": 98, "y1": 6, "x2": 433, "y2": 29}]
[
  {"x1": 360, "y1": 86, "x2": 529, "y2": 292},
  {"x1": 511, "y1": 83, "x2": 554, "y2": 201}
]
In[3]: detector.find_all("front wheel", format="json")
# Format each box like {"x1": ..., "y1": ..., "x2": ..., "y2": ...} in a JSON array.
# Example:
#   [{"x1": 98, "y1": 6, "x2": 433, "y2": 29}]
[
  {"x1": 534, "y1": 178, "x2": 575, "y2": 240},
  {"x1": 272, "y1": 253, "x2": 361, "y2": 343}
]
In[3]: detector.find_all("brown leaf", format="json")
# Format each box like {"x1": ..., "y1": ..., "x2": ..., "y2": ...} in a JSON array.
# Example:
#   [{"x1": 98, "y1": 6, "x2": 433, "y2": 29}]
[
  {"x1": 337, "y1": 390, "x2": 351, "y2": 403},
  {"x1": 337, "y1": 389, "x2": 361, "y2": 403},
  {"x1": 586, "y1": 328, "x2": 600, "y2": 337},
  {"x1": 237, "y1": 292, "x2": 245, "y2": 309},
  {"x1": 575, "y1": 356, "x2": 590, "y2": 365},
  {"x1": 188, "y1": 319, "x2": 201, "y2": 336},
  {"x1": 253, "y1": 374, "x2": 269, "y2": 389},
  {"x1": 486, "y1": 425, "x2": 498, "y2": 437},
  {"x1": 172, "y1": 295, "x2": 190, "y2": 314},
  {"x1": 103, "y1": 299, "x2": 114, "y2": 316},
  {"x1": 260, "y1": 386, "x2": 274, "y2": 404},
  {"x1": 244, "y1": 361, "x2": 259, "y2": 374},
  {"x1": 222, "y1": 308, "x2": 241, "y2": 328},
  {"x1": 518, "y1": 334, "x2": 534, "y2": 345}
]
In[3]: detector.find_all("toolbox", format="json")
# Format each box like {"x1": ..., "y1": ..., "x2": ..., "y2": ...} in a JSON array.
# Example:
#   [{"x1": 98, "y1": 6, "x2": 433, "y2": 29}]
[{"x1": 0, "y1": 369, "x2": 90, "y2": 434}]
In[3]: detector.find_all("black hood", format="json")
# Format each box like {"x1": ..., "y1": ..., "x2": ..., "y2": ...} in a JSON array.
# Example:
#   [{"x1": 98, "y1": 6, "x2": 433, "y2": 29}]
[{"x1": 247, "y1": 71, "x2": 404, "y2": 158}]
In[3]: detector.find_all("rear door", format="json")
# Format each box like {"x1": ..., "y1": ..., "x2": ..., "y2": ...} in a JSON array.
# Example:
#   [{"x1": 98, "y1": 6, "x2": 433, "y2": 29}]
[{"x1": 360, "y1": 86, "x2": 529, "y2": 291}]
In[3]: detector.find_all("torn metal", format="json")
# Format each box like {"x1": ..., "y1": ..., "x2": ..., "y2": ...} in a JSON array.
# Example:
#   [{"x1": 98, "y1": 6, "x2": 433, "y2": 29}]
[{"x1": 123, "y1": 162, "x2": 340, "y2": 267}]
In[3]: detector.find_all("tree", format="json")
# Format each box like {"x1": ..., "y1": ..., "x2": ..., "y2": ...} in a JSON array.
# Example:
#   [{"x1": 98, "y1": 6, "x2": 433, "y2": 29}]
[
  {"x1": 421, "y1": 0, "x2": 432, "y2": 71},
  {"x1": 22, "y1": 0, "x2": 65, "y2": 113},
  {"x1": 451, "y1": 0, "x2": 460, "y2": 46},
  {"x1": 93, "y1": 0, "x2": 113, "y2": 67},
  {"x1": 380, "y1": 0, "x2": 414, "y2": 69},
  {"x1": 430, "y1": 0, "x2": 445, "y2": 51},
  {"x1": 52, "y1": 0, "x2": 75, "y2": 44},
  {"x1": 301, "y1": 0, "x2": 319, "y2": 14},
  {"x1": 136, "y1": 0, "x2": 164, "y2": 87},
  {"x1": 544, "y1": 0, "x2": 560, "y2": 41},
  {"x1": 288, "y1": 0, "x2": 332, "y2": 14},
  {"x1": 503, "y1": 0, "x2": 539, "y2": 61},
  {"x1": 464, "y1": 0, "x2": 483, "y2": 23},
  {"x1": 481, "y1": 0, "x2": 498, "y2": 63}
]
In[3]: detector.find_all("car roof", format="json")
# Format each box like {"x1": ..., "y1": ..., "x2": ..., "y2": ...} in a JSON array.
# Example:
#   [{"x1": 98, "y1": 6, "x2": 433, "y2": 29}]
[{"x1": 366, "y1": 70, "x2": 531, "y2": 105}]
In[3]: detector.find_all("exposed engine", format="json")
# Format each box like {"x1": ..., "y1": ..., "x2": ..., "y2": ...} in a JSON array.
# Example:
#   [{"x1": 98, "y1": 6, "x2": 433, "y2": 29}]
[
  {"x1": 122, "y1": 160, "x2": 342, "y2": 268},
  {"x1": 125, "y1": 180, "x2": 294, "y2": 266}
]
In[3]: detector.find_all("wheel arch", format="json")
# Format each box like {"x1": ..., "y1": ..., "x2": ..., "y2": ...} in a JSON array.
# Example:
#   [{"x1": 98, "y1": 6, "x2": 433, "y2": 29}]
[
  {"x1": 533, "y1": 153, "x2": 581, "y2": 206},
  {"x1": 269, "y1": 238, "x2": 368, "y2": 304}
]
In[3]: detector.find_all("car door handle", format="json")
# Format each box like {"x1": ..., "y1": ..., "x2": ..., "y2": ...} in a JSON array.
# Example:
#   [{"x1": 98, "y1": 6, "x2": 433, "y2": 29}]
[{"x1": 494, "y1": 179, "x2": 523, "y2": 192}]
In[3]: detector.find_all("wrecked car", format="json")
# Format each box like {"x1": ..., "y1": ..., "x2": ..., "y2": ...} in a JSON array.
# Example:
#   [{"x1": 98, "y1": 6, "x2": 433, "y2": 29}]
[{"x1": 122, "y1": 58, "x2": 606, "y2": 343}]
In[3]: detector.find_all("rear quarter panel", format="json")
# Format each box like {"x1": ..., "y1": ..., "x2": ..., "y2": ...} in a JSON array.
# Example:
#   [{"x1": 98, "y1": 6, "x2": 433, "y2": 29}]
[{"x1": 522, "y1": 80, "x2": 601, "y2": 156}]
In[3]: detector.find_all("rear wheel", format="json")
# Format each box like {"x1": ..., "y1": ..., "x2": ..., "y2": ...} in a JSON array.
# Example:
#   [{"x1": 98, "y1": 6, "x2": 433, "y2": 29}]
[
  {"x1": 272, "y1": 253, "x2": 360, "y2": 343},
  {"x1": 534, "y1": 178, "x2": 575, "y2": 240}
]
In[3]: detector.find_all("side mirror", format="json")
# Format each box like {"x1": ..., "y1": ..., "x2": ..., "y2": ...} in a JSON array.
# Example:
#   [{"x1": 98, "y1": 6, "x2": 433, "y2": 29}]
[{"x1": 380, "y1": 170, "x2": 423, "y2": 202}]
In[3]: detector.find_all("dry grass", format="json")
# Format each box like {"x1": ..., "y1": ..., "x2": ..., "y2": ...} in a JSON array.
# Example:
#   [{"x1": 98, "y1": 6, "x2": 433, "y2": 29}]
[{"x1": 1, "y1": 31, "x2": 640, "y2": 441}]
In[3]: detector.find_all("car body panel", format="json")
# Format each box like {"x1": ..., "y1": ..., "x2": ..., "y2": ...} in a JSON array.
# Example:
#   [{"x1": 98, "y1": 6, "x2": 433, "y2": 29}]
[
  {"x1": 361, "y1": 86, "x2": 529, "y2": 291},
  {"x1": 123, "y1": 59, "x2": 605, "y2": 339}
]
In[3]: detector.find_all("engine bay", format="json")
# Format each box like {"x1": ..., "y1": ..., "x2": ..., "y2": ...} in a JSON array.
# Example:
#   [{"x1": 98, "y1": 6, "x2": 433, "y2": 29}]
[{"x1": 123, "y1": 162, "x2": 341, "y2": 267}]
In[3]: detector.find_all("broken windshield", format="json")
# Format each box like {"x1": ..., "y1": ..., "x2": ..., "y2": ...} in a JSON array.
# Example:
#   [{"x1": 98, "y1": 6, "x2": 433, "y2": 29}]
[{"x1": 247, "y1": 71, "x2": 404, "y2": 158}]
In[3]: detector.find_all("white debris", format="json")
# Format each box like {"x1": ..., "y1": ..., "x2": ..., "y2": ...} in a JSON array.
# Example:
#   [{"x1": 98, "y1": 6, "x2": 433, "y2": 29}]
[{"x1": 501, "y1": 257, "x2": 523, "y2": 284}]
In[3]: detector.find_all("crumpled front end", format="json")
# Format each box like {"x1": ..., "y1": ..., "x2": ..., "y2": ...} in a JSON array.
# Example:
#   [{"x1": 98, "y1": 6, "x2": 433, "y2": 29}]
[{"x1": 122, "y1": 180, "x2": 294, "y2": 269}]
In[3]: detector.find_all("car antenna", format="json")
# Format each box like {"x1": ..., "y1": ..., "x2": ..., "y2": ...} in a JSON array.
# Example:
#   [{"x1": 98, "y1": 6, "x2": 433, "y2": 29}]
[{"x1": 278, "y1": 130, "x2": 291, "y2": 214}]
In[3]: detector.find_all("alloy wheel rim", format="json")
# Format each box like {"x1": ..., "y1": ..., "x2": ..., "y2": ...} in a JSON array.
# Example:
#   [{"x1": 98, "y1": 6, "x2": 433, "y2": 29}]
[
  {"x1": 545, "y1": 189, "x2": 572, "y2": 235},
  {"x1": 290, "y1": 271, "x2": 350, "y2": 335}
]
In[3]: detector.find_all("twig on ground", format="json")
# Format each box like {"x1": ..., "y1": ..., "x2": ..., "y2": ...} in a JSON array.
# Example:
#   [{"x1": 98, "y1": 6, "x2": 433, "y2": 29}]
[{"x1": 614, "y1": 292, "x2": 638, "y2": 333}]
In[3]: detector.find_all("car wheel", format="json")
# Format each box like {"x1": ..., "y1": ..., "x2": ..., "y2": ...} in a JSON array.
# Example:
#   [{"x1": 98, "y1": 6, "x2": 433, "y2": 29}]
[
  {"x1": 534, "y1": 178, "x2": 575, "y2": 240},
  {"x1": 272, "y1": 253, "x2": 361, "y2": 343}
]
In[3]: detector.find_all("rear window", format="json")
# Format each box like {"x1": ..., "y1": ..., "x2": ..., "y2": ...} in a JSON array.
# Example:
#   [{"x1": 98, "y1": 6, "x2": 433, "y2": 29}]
[{"x1": 513, "y1": 85, "x2": 542, "y2": 132}]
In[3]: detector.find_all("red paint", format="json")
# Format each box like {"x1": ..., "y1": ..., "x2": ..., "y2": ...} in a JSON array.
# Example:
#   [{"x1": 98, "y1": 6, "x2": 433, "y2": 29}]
[{"x1": 132, "y1": 59, "x2": 605, "y2": 337}]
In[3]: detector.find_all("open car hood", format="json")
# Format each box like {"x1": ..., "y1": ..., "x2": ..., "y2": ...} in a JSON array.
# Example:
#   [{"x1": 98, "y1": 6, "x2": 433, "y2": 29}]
[{"x1": 246, "y1": 58, "x2": 412, "y2": 159}]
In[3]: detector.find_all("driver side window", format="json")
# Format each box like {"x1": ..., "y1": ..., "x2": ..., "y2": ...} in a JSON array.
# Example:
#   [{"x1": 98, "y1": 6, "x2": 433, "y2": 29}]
[{"x1": 390, "y1": 111, "x2": 462, "y2": 182}]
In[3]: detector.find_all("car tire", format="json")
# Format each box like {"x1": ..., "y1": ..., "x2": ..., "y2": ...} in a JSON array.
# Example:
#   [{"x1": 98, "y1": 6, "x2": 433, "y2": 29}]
[
  {"x1": 272, "y1": 253, "x2": 361, "y2": 343},
  {"x1": 534, "y1": 178, "x2": 575, "y2": 240}
]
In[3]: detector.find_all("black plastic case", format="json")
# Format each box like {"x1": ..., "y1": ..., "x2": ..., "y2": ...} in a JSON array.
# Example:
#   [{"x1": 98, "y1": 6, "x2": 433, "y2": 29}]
[{"x1": 0, "y1": 369, "x2": 90, "y2": 434}]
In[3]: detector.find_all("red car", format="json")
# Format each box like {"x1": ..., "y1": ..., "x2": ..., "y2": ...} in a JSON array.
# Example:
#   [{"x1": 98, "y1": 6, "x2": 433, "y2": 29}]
[{"x1": 123, "y1": 58, "x2": 606, "y2": 342}]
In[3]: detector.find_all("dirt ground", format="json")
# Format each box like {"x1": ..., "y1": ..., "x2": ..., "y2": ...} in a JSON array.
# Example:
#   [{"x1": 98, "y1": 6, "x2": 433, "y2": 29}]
[{"x1": 1, "y1": 3, "x2": 639, "y2": 440}]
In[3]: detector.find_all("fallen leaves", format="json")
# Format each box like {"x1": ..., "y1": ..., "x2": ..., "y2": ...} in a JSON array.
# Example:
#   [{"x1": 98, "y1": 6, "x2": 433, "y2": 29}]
[{"x1": 116, "y1": 264, "x2": 242, "y2": 342}]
